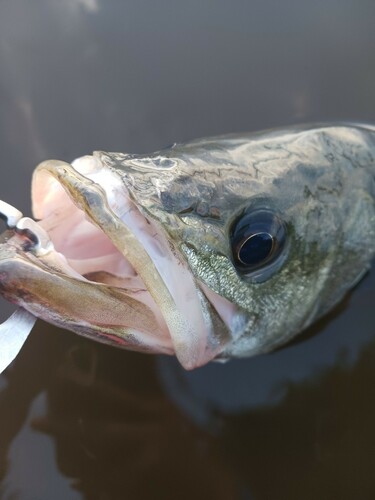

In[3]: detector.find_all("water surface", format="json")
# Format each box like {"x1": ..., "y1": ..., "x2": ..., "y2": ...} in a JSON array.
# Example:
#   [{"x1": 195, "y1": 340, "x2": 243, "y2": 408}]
[{"x1": 0, "y1": 1, "x2": 374, "y2": 498}]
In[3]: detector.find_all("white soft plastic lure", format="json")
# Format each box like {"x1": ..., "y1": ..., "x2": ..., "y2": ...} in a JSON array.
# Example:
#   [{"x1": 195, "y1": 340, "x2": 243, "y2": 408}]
[{"x1": 0, "y1": 123, "x2": 374, "y2": 371}]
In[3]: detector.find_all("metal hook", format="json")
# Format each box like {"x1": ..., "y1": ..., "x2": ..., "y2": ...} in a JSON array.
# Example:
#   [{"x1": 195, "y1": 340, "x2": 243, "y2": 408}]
[
  {"x1": 15, "y1": 217, "x2": 54, "y2": 255},
  {"x1": 0, "y1": 200, "x2": 23, "y2": 228},
  {"x1": 0, "y1": 308, "x2": 37, "y2": 374},
  {"x1": 0, "y1": 200, "x2": 53, "y2": 255},
  {"x1": 0, "y1": 201, "x2": 47, "y2": 373}
]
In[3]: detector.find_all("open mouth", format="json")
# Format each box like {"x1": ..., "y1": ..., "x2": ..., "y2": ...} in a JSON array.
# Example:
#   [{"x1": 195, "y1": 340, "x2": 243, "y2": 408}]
[
  {"x1": 20, "y1": 155, "x2": 228, "y2": 369},
  {"x1": 33, "y1": 157, "x2": 171, "y2": 349}
]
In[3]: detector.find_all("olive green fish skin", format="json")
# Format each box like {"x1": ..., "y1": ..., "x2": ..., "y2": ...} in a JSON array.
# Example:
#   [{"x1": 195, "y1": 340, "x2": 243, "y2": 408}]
[{"x1": 98, "y1": 124, "x2": 375, "y2": 358}]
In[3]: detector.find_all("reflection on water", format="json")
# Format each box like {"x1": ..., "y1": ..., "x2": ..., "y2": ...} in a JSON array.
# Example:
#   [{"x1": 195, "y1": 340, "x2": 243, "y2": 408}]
[
  {"x1": 0, "y1": 324, "x2": 239, "y2": 499},
  {"x1": 0, "y1": 0, "x2": 375, "y2": 498},
  {"x1": 0, "y1": 277, "x2": 374, "y2": 500},
  {"x1": 159, "y1": 271, "x2": 375, "y2": 416},
  {"x1": 223, "y1": 333, "x2": 375, "y2": 500}
]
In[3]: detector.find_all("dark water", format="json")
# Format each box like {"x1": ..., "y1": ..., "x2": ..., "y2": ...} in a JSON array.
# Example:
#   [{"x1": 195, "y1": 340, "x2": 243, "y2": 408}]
[{"x1": 0, "y1": 1, "x2": 374, "y2": 498}]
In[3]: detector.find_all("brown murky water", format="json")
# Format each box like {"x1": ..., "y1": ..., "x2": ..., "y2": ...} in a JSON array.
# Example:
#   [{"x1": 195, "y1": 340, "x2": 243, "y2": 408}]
[{"x1": 0, "y1": 1, "x2": 374, "y2": 499}]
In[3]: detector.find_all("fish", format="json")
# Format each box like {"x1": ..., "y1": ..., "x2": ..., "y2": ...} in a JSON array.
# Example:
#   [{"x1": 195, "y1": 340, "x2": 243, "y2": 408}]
[{"x1": 0, "y1": 123, "x2": 373, "y2": 371}]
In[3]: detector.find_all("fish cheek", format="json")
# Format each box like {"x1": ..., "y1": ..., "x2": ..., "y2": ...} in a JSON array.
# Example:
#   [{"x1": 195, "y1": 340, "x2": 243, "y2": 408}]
[
  {"x1": 180, "y1": 241, "x2": 254, "y2": 312},
  {"x1": 179, "y1": 222, "x2": 321, "y2": 356}
]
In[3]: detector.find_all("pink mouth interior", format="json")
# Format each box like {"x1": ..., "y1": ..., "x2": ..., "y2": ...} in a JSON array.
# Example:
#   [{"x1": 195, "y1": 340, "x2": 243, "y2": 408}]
[
  {"x1": 31, "y1": 155, "x2": 236, "y2": 368},
  {"x1": 39, "y1": 199, "x2": 138, "y2": 281},
  {"x1": 35, "y1": 174, "x2": 168, "y2": 336}
]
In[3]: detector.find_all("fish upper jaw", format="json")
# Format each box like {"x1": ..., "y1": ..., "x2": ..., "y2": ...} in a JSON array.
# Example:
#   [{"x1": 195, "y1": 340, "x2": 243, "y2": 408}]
[{"x1": 11, "y1": 155, "x2": 230, "y2": 369}]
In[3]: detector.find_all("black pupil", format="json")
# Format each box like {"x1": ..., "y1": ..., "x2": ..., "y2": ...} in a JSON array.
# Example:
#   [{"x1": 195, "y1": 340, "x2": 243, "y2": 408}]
[
  {"x1": 238, "y1": 232, "x2": 273, "y2": 266},
  {"x1": 230, "y1": 209, "x2": 286, "y2": 275}
]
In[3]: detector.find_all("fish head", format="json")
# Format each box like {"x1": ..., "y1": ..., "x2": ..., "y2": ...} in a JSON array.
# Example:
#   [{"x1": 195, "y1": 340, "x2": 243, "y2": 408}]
[
  {"x1": 105, "y1": 124, "x2": 375, "y2": 359},
  {"x1": 0, "y1": 124, "x2": 373, "y2": 369}
]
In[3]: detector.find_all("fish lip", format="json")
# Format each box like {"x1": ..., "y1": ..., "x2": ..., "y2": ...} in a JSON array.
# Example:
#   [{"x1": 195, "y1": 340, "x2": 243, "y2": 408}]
[{"x1": 30, "y1": 157, "x2": 227, "y2": 369}]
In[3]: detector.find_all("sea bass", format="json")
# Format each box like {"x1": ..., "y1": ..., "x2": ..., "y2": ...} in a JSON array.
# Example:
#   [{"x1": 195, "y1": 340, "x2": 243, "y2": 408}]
[{"x1": 0, "y1": 124, "x2": 373, "y2": 371}]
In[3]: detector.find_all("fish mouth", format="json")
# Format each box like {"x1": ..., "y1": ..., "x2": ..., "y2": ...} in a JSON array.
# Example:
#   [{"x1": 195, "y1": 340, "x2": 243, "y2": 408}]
[{"x1": 1, "y1": 155, "x2": 228, "y2": 369}]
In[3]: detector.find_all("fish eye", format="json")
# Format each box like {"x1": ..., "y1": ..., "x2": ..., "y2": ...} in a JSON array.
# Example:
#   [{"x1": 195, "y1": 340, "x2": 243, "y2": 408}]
[{"x1": 230, "y1": 209, "x2": 287, "y2": 276}]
